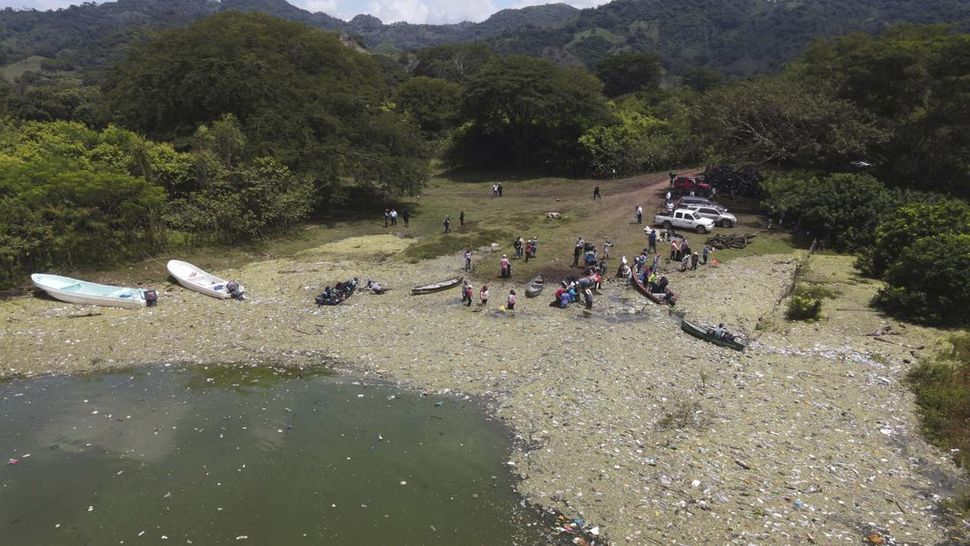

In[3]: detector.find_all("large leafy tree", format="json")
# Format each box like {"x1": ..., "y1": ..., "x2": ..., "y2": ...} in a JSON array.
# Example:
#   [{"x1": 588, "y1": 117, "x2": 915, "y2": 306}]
[
  {"x1": 451, "y1": 55, "x2": 611, "y2": 171},
  {"x1": 596, "y1": 52, "x2": 663, "y2": 97},
  {"x1": 105, "y1": 11, "x2": 429, "y2": 200},
  {"x1": 692, "y1": 76, "x2": 885, "y2": 169},
  {"x1": 394, "y1": 76, "x2": 462, "y2": 141},
  {"x1": 796, "y1": 26, "x2": 970, "y2": 194}
]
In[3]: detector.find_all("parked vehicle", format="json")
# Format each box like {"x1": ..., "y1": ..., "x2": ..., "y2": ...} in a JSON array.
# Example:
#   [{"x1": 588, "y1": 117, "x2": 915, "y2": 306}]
[
  {"x1": 683, "y1": 205, "x2": 737, "y2": 227},
  {"x1": 675, "y1": 196, "x2": 727, "y2": 211},
  {"x1": 653, "y1": 208, "x2": 716, "y2": 234},
  {"x1": 673, "y1": 176, "x2": 711, "y2": 194}
]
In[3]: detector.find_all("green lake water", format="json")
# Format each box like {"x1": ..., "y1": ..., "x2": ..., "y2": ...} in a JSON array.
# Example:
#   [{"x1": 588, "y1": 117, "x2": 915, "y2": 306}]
[{"x1": 0, "y1": 365, "x2": 547, "y2": 545}]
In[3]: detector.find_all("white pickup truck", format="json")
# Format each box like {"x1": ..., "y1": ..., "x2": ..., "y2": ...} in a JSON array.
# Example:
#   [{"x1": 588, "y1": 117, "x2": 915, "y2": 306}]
[{"x1": 654, "y1": 208, "x2": 716, "y2": 234}]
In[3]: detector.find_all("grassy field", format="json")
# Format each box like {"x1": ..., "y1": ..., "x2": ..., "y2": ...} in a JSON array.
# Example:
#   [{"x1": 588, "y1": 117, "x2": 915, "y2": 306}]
[{"x1": 77, "y1": 168, "x2": 799, "y2": 287}]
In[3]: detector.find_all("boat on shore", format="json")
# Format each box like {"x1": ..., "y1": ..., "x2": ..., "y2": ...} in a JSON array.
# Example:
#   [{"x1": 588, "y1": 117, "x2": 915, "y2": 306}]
[
  {"x1": 680, "y1": 318, "x2": 746, "y2": 351},
  {"x1": 524, "y1": 275, "x2": 544, "y2": 298},
  {"x1": 167, "y1": 260, "x2": 244, "y2": 300},
  {"x1": 31, "y1": 273, "x2": 153, "y2": 309},
  {"x1": 411, "y1": 276, "x2": 463, "y2": 295},
  {"x1": 630, "y1": 274, "x2": 674, "y2": 306}
]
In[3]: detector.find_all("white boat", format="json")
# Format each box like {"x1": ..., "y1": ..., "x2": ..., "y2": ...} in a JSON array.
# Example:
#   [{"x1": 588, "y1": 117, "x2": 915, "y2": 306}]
[
  {"x1": 166, "y1": 260, "x2": 244, "y2": 300},
  {"x1": 31, "y1": 273, "x2": 151, "y2": 309}
]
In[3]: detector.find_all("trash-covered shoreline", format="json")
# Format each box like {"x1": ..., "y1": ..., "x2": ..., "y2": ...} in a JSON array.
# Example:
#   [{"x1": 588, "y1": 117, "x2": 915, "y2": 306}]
[{"x1": 1, "y1": 238, "x2": 966, "y2": 544}]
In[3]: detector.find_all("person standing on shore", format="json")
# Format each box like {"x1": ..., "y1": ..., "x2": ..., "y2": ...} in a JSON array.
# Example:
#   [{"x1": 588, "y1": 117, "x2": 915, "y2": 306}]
[
  {"x1": 443, "y1": 216, "x2": 450, "y2": 233},
  {"x1": 390, "y1": 208, "x2": 398, "y2": 226},
  {"x1": 691, "y1": 252, "x2": 700, "y2": 271},
  {"x1": 402, "y1": 208, "x2": 410, "y2": 227},
  {"x1": 383, "y1": 208, "x2": 390, "y2": 228},
  {"x1": 702, "y1": 244, "x2": 711, "y2": 265},
  {"x1": 506, "y1": 289, "x2": 516, "y2": 311},
  {"x1": 479, "y1": 284, "x2": 489, "y2": 306},
  {"x1": 497, "y1": 183, "x2": 503, "y2": 197},
  {"x1": 573, "y1": 237, "x2": 584, "y2": 267},
  {"x1": 461, "y1": 280, "x2": 473, "y2": 306},
  {"x1": 635, "y1": 205, "x2": 643, "y2": 224},
  {"x1": 500, "y1": 254, "x2": 511, "y2": 278},
  {"x1": 459, "y1": 211, "x2": 465, "y2": 230},
  {"x1": 464, "y1": 247, "x2": 473, "y2": 271},
  {"x1": 593, "y1": 185, "x2": 601, "y2": 199},
  {"x1": 647, "y1": 228, "x2": 657, "y2": 253}
]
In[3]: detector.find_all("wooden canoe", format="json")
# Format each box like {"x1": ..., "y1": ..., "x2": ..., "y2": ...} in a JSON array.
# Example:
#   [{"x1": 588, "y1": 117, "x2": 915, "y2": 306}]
[
  {"x1": 680, "y1": 318, "x2": 746, "y2": 351},
  {"x1": 631, "y1": 274, "x2": 673, "y2": 306},
  {"x1": 524, "y1": 275, "x2": 544, "y2": 298},
  {"x1": 167, "y1": 260, "x2": 244, "y2": 300},
  {"x1": 31, "y1": 273, "x2": 150, "y2": 309},
  {"x1": 411, "y1": 276, "x2": 463, "y2": 295}
]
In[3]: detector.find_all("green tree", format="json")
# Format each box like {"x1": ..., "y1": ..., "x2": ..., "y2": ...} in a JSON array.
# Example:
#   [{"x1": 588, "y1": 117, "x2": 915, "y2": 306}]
[
  {"x1": 596, "y1": 52, "x2": 663, "y2": 97},
  {"x1": 859, "y1": 200, "x2": 970, "y2": 278},
  {"x1": 579, "y1": 96, "x2": 699, "y2": 176},
  {"x1": 693, "y1": 76, "x2": 886, "y2": 169},
  {"x1": 105, "y1": 12, "x2": 429, "y2": 201},
  {"x1": 395, "y1": 76, "x2": 462, "y2": 141},
  {"x1": 875, "y1": 234, "x2": 970, "y2": 325},
  {"x1": 411, "y1": 43, "x2": 494, "y2": 83},
  {"x1": 452, "y1": 55, "x2": 611, "y2": 171},
  {"x1": 762, "y1": 172, "x2": 893, "y2": 251}
]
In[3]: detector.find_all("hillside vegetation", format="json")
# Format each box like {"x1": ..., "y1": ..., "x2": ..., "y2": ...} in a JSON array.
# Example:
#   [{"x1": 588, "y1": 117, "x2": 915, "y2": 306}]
[{"x1": 3, "y1": 0, "x2": 969, "y2": 78}]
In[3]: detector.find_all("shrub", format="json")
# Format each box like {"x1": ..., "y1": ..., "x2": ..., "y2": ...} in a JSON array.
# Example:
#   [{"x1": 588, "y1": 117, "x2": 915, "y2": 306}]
[
  {"x1": 874, "y1": 233, "x2": 970, "y2": 325},
  {"x1": 786, "y1": 292, "x2": 822, "y2": 321}
]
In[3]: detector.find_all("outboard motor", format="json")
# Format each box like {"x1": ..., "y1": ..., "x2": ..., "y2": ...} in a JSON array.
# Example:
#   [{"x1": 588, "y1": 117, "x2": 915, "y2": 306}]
[
  {"x1": 144, "y1": 289, "x2": 158, "y2": 307},
  {"x1": 226, "y1": 280, "x2": 245, "y2": 300}
]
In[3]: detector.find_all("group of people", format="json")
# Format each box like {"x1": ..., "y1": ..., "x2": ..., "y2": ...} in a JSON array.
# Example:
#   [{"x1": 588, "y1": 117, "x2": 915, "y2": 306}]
[
  {"x1": 491, "y1": 183, "x2": 505, "y2": 197},
  {"x1": 551, "y1": 275, "x2": 599, "y2": 310},
  {"x1": 314, "y1": 277, "x2": 360, "y2": 306},
  {"x1": 383, "y1": 208, "x2": 409, "y2": 228},
  {"x1": 461, "y1": 280, "x2": 516, "y2": 310},
  {"x1": 512, "y1": 237, "x2": 539, "y2": 261}
]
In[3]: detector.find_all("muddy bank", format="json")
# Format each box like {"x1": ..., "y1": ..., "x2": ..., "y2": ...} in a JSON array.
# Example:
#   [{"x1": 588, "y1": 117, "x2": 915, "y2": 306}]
[{"x1": 1, "y1": 237, "x2": 965, "y2": 544}]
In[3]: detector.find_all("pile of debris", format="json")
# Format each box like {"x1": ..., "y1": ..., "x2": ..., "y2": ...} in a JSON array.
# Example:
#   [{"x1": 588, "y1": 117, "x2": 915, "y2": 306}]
[{"x1": 706, "y1": 233, "x2": 756, "y2": 249}]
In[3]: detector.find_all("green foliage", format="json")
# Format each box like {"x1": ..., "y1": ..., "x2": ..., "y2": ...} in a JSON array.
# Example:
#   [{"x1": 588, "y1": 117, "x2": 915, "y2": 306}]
[
  {"x1": 796, "y1": 27, "x2": 970, "y2": 194},
  {"x1": 395, "y1": 76, "x2": 462, "y2": 141},
  {"x1": 858, "y1": 200, "x2": 970, "y2": 278},
  {"x1": 596, "y1": 52, "x2": 662, "y2": 97},
  {"x1": 451, "y1": 55, "x2": 611, "y2": 171},
  {"x1": 579, "y1": 96, "x2": 699, "y2": 176},
  {"x1": 762, "y1": 172, "x2": 893, "y2": 251},
  {"x1": 0, "y1": 156, "x2": 165, "y2": 287},
  {"x1": 874, "y1": 233, "x2": 970, "y2": 325},
  {"x1": 105, "y1": 12, "x2": 429, "y2": 200},
  {"x1": 786, "y1": 293, "x2": 822, "y2": 321},
  {"x1": 693, "y1": 76, "x2": 886, "y2": 169},
  {"x1": 907, "y1": 333, "x2": 970, "y2": 469},
  {"x1": 410, "y1": 43, "x2": 494, "y2": 84},
  {"x1": 167, "y1": 157, "x2": 313, "y2": 241}
]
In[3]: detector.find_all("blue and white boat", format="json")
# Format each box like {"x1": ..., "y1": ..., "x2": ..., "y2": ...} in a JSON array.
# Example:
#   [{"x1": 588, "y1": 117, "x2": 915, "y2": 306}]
[{"x1": 31, "y1": 273, "x2": 152, "y2": 309}]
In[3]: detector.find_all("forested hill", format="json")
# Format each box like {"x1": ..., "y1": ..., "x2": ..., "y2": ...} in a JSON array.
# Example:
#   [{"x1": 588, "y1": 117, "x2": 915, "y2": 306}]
[
  {"x1": 2, "y1": 0, "x2": 969, "y2": 76},
  {"x1": 0, "y1": 0, "x2": 579, "y2": 70}
]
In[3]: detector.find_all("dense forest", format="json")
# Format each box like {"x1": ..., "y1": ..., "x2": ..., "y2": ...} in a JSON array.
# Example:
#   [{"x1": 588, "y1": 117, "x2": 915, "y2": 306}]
[
  {"x1": 2, "y1": 0, "x2": 969, "y2": 76},
  {"x1": 0, "y1": 7, "x2": 968, "y2": 326}
]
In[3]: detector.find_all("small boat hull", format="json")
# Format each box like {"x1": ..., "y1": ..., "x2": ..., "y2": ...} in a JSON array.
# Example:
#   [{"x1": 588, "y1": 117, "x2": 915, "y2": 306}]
[
  {"x1": 680, "y1": 318, "x2": 746, "y2": 351},
  {"x1": 631, "y1": 275, "x2": 673, "y2": 306},
  {"x1": 411, "y1": 277, "x2": 463, "y2": 295},
  {"x1": 525, "y1": 276, "x2": 544, "y2": 298},
  {"x1": 31, "y1": 273, "x2": 148, "y2": 309},
  {"x1": 167, "y1": 260, "x2": 241, "y2": 300}
]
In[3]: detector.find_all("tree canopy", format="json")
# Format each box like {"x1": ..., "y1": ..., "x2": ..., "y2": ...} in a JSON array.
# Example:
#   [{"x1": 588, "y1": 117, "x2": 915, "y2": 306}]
[
  {"x1": 105, "y1": 11, "x2": 429, "y2": 200},
  {"x1": 449, "y1": 55, "x2": 611, "y2": 171}
]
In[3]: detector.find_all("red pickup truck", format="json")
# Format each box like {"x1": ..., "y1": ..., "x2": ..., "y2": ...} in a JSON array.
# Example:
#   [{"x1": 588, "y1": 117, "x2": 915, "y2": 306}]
[{"x1": 673, "y1": 176, "x2": 711, "y2": 194}]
